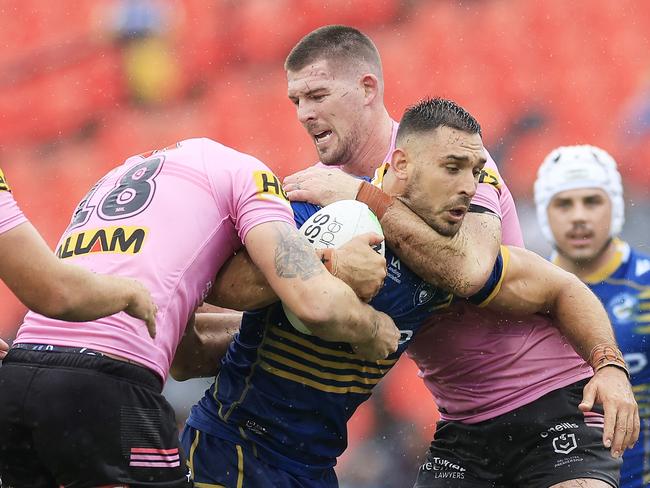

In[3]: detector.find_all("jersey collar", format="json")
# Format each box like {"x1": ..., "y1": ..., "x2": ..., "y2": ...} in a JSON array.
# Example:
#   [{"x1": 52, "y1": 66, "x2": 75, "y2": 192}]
[{"x1": 554, "y1": 238, "x2": 630, "y2": 284}]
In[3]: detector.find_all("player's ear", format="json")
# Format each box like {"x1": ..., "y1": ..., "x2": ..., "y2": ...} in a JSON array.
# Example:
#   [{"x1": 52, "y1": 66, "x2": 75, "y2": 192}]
[
  {"x1": 360, "y1": 73, "x2": 379, "y2": 104},
  {"x1": 390, "y1": 148, "x2": 409, "y2": 181}
]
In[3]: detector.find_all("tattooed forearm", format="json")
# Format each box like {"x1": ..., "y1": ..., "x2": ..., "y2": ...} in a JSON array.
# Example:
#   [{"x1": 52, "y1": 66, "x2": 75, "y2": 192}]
[{"x1": 273, "y1": 225, "x2": 326, "y2": 280}]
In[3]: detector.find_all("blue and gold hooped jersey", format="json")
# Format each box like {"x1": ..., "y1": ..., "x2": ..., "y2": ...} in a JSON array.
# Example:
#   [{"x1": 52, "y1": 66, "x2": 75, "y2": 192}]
[
  {"x1": 578, "y1": 240, "x2": 650, "y2": 391},
  {"x1": 575, "y1": 239, "x2": 650, "y2": 487},
  {"x1": 187, "y1": 201, "x2": 506, "y2": 478}
]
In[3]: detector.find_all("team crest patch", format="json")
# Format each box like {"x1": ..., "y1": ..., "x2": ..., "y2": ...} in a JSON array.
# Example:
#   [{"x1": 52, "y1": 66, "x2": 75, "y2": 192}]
[
  {"x1": 253, "y1": 170, "x2": 289, "y2": 203},
  {"x1": 414, "y1": 282, "x2": 436, "y2": 306},
  {"x1": 552, "y1": 433, "x2": 577, "y2": 454},
  {"x1": 609, "y1": 292, "x2": 637, "y2": 323},
  {"x1": 0, "y1": 168, "x2": 11, "y2": 192}
]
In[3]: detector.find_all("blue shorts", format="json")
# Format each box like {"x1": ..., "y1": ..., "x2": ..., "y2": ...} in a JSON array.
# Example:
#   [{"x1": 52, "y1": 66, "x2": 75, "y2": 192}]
[{"x1": 180, "y1": 426, "x2": 338, "y2": 488}]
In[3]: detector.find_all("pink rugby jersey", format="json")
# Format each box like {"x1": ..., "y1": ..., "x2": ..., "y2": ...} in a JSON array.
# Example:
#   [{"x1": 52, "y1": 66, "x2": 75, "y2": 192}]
[
  {"x1": 16, "y1": 138, "x2": 294, "y2": 381},
  {"x1": 0, "y1": 169, "x2": 27, "y2": 235},
  {"x1": 407, "y1": 158, "x2": 592, "y2": 423}
]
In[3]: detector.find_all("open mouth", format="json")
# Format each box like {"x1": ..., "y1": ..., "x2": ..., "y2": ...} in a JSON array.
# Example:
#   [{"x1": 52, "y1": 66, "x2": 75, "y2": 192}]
[
  {"x1": 447, "y1": 207, "x2": 467, "y2": 221},
  {"x1": 314, "y1": 130, "x2": 332, "y2": 145}
]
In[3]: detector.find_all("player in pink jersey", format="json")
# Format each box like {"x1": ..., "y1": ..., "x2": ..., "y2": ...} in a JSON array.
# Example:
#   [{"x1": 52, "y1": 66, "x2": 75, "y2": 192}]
[
  {"x1": 0, "y1": 138, "x2": 398, "y2": 488},
  {"x1": 283, "y1": 27, "x2": 521, "y2": 297},
  {"x1": 278, "y1": 26, "x2": 633, "y2": 487},
  {"x1": 0, "y1": 167, "x2": 156, "y2": 349}
]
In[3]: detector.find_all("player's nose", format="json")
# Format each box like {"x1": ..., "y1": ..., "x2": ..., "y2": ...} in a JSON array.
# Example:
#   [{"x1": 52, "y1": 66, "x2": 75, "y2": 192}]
[
  {"x1": 569, "y1": 202, "x2": 589, "y2": 222},
  {"x1": 459, "y1": 170, "x2": 477, "y2": 198},
  {"x1": 297, "y1": 101, "x2": 316, "y2": 124}
]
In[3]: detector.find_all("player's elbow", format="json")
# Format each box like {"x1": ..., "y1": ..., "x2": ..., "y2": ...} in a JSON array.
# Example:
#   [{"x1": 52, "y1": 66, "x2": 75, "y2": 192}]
[
  {"x1": 291, "y1": 302, "x2": 334, "y2": 327},
  {"x1": 169, "y1": 354, "x2": 221, "y2": 382},
  {"x1": 26, "y1": 284, "x2": 79, "y2": 320},
  {"x1": 444, "y1": 265, "x2": 492, "y2": 298},
  {"x1": 290, "y1": 291, "x2": 339, "y2": 327},
  {"x1": 169, "y1": 361, "x2": 192, "y2": 382}
]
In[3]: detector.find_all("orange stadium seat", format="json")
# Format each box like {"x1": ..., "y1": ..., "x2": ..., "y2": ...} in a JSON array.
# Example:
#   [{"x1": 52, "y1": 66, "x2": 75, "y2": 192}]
[
  {"x1": 0, "y1": 0, "x2": 96, "y2": 66},
  {"x1": 304, "y1": 0, "x2": 400, "y2": 28},
  {"x1": 200, "y1": 67, "x2": 313, "y2": 177},
  {"x1": 175, "y1": 0, "x2": 233, "y2": 83},
  {"x1": 0, "y1": 46, "x2": 125, "y2": 144},
  {"x1": 230, "y1": 0, "x2": 308, "y2": 65}
]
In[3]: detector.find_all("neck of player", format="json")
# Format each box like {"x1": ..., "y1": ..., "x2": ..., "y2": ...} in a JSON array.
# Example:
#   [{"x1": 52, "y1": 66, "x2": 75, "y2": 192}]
[{"x1": 343, "y1": 109, "x2": 394, "y2": 178}]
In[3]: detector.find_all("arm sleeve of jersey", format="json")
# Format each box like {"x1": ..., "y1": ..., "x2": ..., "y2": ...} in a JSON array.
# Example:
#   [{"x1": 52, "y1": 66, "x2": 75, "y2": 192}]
[
  {"x1": 0, "y1": 188, "x2": 28, "y2": 236},
  {"x1": 467, "y1": 246, "x2": 511, "y2": 307},
  {"x1": 470, "y1": 151, "x2": 503, "y2": 217},
  {"x1": 202, "y1": 139, "x2": 295, "y2": 244}
]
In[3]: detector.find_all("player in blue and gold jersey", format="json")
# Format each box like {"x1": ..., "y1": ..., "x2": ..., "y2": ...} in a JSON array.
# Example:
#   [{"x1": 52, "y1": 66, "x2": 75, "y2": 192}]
[
  {"x1": 180, "y1": 98, "x2": 505, "y2": 487},
  {"x1": 178, "y1": 101, "x2": 635, "y2": 488},
  {"x1": 536, "y1": 144, "x2": 650, "y2": 488}
]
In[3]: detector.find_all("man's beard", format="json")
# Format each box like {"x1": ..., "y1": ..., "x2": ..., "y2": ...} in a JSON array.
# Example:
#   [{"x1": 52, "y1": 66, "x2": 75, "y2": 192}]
[
  {"x1": 318, "y1": 128, "x2": 358, "y2": 166},
  {"x1": 400, "y1": 183, "x2": 469, "y2": 237},
  {"x1": 397, "y1": 196, "x2": 460, "y2": 238},
  {"x1": 555, "y1": 236, "x2": 613, "y2": 267}
]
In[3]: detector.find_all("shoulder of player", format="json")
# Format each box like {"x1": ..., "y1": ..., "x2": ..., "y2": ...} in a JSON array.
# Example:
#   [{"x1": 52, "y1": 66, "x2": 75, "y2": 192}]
[{"x1": 627, "y1": 247, "x2": 650, "y2": 283}]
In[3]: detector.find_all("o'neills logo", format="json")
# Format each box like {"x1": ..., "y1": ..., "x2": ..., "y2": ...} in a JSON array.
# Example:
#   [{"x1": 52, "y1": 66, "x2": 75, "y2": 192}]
[{"x1": 56, "y1": 226, "x2": 147, "y2": 259}]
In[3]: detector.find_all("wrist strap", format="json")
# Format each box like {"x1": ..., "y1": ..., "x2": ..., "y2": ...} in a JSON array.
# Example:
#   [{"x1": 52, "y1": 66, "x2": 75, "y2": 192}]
[
  {"x1": 355, "y1": 181, "x2": 394, "y2": 220},
  {"x1": 588, "y1": 343, "x2": 630, "y2": 379},
  {"x1": 321, "y1": 248, "x2": 338, "y2": 276}
]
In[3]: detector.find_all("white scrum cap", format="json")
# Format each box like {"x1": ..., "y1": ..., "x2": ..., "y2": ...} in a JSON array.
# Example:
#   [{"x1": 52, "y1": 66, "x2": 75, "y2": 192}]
[{"x1": 534, "y1": 145, "x2": 624, "y2": 244}]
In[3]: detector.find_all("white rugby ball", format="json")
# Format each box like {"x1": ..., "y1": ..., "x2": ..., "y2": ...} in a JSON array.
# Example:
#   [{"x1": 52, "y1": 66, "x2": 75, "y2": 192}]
[{"x1": 283, "y1": 200, "x2": 384, "y2": 335}]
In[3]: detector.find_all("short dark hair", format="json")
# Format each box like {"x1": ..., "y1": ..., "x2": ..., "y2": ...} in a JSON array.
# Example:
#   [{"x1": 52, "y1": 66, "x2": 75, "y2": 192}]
[
  {"x1": 397, "y1": 97, "x2": 482, "y2": 143},
  {"x1": 285, "y1": 25, "x2": 382, "y2": 75}
]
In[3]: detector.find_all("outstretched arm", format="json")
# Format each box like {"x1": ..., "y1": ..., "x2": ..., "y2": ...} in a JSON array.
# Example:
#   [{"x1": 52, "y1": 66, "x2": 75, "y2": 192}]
[
  {"x1": 487, "y1": 247, "x2": 619, "y2": 356},
  {"x1": 283, "y1": 167, "x2": 500, "y2": 296},
  {"x1": 487, "y1": 246, "x2": 639, "y2": 457},
  {"x1": 0, "y1": 222, "x2": 157, "y2": 336}
]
